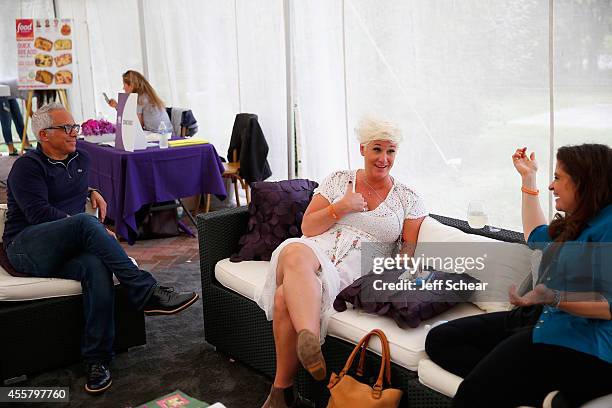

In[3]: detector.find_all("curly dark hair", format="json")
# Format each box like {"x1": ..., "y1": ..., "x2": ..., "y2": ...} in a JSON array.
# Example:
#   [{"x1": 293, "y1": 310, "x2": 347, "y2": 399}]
[{"x1": 548, "y1": 144, "x2": 612, "y2": 242}]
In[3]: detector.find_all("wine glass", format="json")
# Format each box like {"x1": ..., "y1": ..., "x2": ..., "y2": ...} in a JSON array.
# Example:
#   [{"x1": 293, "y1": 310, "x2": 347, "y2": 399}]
[{"x1": 467, "y1": 201, "x2": 488, "y2": 229}]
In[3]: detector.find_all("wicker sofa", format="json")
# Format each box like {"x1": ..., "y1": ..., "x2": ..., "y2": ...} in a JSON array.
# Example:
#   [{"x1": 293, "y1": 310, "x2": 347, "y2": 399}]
[
  {"x1": 197, "y1": 206, "x2": 535, "y2": 407},
  {"x1": 0, "y1": 204, "x2": 146, "y2": 384}
]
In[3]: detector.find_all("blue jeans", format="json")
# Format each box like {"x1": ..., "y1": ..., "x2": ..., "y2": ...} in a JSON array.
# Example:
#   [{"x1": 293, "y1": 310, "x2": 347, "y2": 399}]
[
  {"x1": 0, "y1": 98, "x2": 24, "y2": 146},
  {"x1": 6, "y1": 213, "x2": 157, "y2": 364}
]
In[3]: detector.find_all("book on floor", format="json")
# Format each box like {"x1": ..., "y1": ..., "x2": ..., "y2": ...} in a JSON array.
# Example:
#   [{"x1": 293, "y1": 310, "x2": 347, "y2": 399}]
[{"x1": 136, "y1": 389, "x2": 225, "y2": 408}]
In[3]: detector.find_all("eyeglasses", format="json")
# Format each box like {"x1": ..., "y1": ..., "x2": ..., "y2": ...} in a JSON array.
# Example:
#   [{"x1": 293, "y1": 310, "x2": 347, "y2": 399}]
[{"x1": 44, "y1": 124, "x2": 81, "y2": 134}]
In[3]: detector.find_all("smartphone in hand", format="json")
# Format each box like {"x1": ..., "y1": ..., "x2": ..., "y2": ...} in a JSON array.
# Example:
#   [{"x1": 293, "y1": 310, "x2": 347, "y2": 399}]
[{"x1": 103, "y1": 92, "x2": 110, "y2": 104}]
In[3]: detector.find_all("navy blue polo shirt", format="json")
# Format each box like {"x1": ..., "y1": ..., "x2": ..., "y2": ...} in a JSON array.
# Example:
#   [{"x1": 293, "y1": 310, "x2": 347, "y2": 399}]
[{"x1": 3, "y1": 144, "x2": 90, "y2": 246}]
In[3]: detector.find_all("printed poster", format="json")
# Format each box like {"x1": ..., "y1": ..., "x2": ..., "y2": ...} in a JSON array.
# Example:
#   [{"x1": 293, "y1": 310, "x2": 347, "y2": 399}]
[{"x1": 16, "y1": 18, "x2": 74, "y2": 90}]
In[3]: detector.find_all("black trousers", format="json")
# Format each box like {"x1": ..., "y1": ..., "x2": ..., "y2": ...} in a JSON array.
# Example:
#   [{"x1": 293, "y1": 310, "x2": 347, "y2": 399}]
[{"x1": 425, "y1": 311, "x2": 612, "y2": 408}]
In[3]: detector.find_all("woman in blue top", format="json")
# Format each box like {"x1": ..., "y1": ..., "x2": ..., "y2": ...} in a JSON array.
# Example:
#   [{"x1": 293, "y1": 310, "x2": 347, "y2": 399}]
[{"x1": 425, "y1": 144, "x2": 612, "y2": 408}]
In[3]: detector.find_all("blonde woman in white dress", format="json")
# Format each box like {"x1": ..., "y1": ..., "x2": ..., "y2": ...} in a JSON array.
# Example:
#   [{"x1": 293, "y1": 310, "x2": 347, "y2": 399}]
[{"x1": 256, "y1": 117, "x2": 428, "y2": 408}]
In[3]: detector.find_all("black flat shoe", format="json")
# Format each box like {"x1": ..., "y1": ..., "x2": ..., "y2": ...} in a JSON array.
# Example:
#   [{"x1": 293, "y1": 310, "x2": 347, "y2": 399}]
[
  {"x1": 143, "y1": 285, "x2": 199, "y2": 316},
  {"x1": 8, "y1": 151, "x2": 18, "y2": 156},
  {"x1": 85, "y1": 363, "x2": 112, "y2": 395}
]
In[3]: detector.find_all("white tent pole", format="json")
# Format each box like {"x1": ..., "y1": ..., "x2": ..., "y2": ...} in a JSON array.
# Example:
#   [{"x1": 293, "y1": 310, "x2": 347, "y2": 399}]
[
  {"x1": 137, "y1": 0, "x2": 149, "y2": 78},
  {"x1": 341, "y1": 0, "x2": 351, "y2": 170},
  {"x1": 548, "y1": 0, "x2": 555, "y2": 220},
  {"x1": 284, "y1": 0, "x2": 295, "y2": 179},
  {"x1": 234, "y1": 0, "x2": 242, "y2": 112}
]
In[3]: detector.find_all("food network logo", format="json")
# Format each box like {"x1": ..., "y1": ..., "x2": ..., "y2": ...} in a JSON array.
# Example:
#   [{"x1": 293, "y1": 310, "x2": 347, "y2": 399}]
[{"x1": 16, "y1": 19, "x2": 34, "y2": 40}]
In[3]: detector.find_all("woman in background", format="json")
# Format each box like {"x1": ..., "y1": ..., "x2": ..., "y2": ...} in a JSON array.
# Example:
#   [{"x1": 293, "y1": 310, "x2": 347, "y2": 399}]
[{"x1": 107, "y1": 70, "x2": 171, "y2": 132}]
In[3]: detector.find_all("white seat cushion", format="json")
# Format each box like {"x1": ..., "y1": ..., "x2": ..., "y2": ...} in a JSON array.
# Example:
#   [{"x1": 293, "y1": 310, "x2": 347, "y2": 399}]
[
  {"x1": 416, "y1": 217, "x2": 535, "y2": 313},
  {"x1": 215, "y1": 258, "x2": 484, "y2": 371},
  {"x1": 0, "y1": 203, "x2": 83, "y2": 301},
  {"x1": 327, "y1": 303, "x2": 483, "y2": 371},
  {"x1": 418, "y1": 358, "x2": 463, "y2": 398},
  {"x1": 0, "y1": 266, "x2": 83, "y2": 301},
  {"x1": 215, "y1": 259, "x2": 269, "y2": 300},
  {"x1": 0, "y1": 203, "x2": 131, "y2": 301}
]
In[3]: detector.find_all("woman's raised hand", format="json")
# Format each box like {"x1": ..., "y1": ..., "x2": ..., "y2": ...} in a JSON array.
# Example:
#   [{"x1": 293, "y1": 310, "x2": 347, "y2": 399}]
[
  {"x1": 108, "y1": 98, "x2": 118, "y2": 108},
  {"x1": 512, "y1": 147, "x2": 538, "y2": 177},
  {"x1": 339, "y1": 180, "x2": 368, "y2": 213}
]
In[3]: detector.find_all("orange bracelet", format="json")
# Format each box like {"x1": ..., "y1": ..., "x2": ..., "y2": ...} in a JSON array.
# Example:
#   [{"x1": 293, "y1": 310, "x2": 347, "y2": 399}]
[
  {"x1": 521, "y1": 186, "x2": 539, "y2": 196},
  {"x1": 328, "y1": 204, "x2": 339, "y2": 220}
]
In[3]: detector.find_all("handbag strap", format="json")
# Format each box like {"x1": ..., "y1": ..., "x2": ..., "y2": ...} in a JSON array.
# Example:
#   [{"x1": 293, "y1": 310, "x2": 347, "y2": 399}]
[
  {"x1": 336, "y1": 329, "x2": 392, "y2": 397},
  {"x1": 356, "y1": 328, "x2": 392, "y2": 386}
]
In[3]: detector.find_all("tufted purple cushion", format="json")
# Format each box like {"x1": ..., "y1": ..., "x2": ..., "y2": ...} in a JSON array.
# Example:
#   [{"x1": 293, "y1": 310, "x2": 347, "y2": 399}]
[
  {"x1": 334, "y1": 269, "x2": 480, "y2": 328},
  {"x1": 230, "y1": 179, "x2": 319, "y2": 262}
]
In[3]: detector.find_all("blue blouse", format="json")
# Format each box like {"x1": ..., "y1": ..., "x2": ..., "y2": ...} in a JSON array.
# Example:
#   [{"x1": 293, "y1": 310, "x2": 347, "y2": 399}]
[{"x1": 527, "y1": 204, "x2": 612, "y2": 363}]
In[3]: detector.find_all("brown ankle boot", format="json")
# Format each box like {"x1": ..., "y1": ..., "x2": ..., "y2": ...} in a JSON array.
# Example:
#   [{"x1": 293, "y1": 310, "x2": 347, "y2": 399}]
[
  {"x1": 260, "y1": 385, "x2": 314, "y2": 408},
  {"x1": 261, "y1": 386, "x2": 289, "y2": 408}
]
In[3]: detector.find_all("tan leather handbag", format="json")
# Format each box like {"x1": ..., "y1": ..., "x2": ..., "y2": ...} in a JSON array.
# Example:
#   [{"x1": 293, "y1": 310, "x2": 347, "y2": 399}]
[{"x1": 327, "y1": 329, "x2": 403, "y2": 408}]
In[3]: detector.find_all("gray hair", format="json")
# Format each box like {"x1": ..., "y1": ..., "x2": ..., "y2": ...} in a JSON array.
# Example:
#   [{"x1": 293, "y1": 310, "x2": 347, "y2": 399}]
[
  {"x1": 356, "y1": 116, "x2": 402, "y2": 145},
  {"x1": 31, "y1": 102, "x2": 66, "y2": 140}
]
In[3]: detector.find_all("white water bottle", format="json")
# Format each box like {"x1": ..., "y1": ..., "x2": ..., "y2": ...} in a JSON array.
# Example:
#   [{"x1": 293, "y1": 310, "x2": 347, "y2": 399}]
[{"x1": 158, "y1": 122, "x2": 169, "y2": 148}]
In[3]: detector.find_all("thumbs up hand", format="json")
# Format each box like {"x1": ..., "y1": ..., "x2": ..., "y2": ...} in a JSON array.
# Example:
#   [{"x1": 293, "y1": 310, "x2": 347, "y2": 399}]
[{"x1": 337, "y1": 180, "x2": 368, "y2": 214}]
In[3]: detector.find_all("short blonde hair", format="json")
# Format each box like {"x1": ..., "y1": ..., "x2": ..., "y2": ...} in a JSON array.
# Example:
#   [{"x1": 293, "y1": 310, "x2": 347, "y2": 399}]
[{"x1": 356, "y1": 116, "x2": 402, "y2": 145}]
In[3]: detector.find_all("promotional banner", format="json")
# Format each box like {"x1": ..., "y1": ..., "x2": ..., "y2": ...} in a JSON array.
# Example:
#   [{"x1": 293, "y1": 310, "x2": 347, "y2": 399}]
[
  {"x1": 16, "y1": 18, "x2": 74, "y2": 90},
  {"x1": 115, "y1": 93, "x2": 146, "y2": 152}
]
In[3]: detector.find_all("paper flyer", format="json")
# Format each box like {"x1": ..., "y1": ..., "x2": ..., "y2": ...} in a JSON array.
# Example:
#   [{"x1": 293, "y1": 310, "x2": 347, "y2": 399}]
[{"x1": 16, "y1": 18, "x2": 74, "y2": 90}]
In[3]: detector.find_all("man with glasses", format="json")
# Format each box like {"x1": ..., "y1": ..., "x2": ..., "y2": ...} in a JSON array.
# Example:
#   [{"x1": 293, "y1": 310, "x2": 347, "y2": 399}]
[{"x1": 2, "y1": 103, "x2": 199, "y2": 395}]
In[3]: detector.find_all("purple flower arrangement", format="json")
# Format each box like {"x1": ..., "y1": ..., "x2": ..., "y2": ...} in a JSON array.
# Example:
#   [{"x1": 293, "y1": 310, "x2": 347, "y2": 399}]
[{"x1": 81, "y1": 119, "x2": 116, "y2": 136}]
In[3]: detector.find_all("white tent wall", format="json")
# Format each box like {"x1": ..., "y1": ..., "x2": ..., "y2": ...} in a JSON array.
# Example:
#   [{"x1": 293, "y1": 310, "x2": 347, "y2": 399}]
[
  {"x1": 343, "y1": 0, "x2": 551, "y2": 230},
  {"x1": 235, "y1": 0, "x2": 288, "y2": 179},
  {"x1": 0, "y1": 0, "x2": 144, "y2": 123},
  {"x1": 1, "y1": 0, "x2": 611, "y2": 230},
  {"x1": 292, "y1": 0, "x2": 349, "y2": 182},
  {"x1": 82, "y1": 0, "x2": 144, "y2": 122},
  {"x1": 142, "y1": 0, "x2": 241, "y2": 165},
  {"x1": 140, "y1": 0, "x2": 288, "y2": 175},
  {"x1": 553, "y1": 2, "x2": 612, "y2": 152},
  {"x1": 0, "y1": 0, "x2": 55, "y2": 80},
  {"x1": 53, "y1": 0, "x2": 95, "y2": 124}
]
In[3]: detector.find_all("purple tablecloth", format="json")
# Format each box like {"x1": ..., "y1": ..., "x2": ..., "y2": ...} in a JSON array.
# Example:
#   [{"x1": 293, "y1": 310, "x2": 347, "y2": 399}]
[{"x1": 79, "y1": 140, "x2": 226, "y2": 244}]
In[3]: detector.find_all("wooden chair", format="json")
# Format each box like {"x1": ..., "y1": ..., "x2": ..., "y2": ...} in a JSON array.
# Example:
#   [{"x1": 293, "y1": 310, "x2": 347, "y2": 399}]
[
  {"x1": 204, "y1": 148, "x2": 250, "y2": 212},
  {"x1": 205, "y1": 112, "x2": 271, "y2": 212}
]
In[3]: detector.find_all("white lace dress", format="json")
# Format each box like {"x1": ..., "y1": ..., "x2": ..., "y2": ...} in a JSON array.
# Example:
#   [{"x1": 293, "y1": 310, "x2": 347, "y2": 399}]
[{"x1": 254, "y1": 170, "x2": 428, "y2": 340}]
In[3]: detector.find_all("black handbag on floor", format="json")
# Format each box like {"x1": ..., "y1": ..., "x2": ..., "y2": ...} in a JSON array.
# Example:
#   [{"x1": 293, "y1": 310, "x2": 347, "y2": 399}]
[{"x1": 135, "y1": 202, "x2": 180, "y2": 239}]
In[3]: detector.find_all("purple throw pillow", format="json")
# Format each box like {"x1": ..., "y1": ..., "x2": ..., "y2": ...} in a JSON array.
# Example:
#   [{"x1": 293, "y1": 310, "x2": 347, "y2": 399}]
[
  {"x1": 230, "y1": 179, "x2": 319, "y2": 262},
  {"x1": 334, "y1": 269, "x2": 480, "y2": 328}
]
